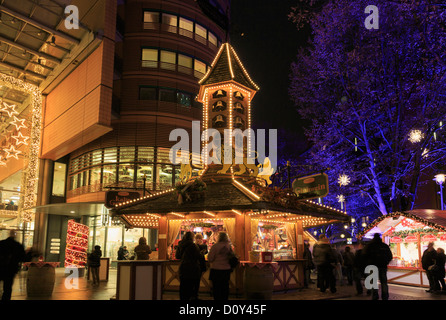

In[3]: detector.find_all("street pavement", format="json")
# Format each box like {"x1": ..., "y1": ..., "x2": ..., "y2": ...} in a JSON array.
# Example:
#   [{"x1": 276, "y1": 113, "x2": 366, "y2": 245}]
[{"x1": 6, "y1": 268, "x2": 446, "y2": 301}]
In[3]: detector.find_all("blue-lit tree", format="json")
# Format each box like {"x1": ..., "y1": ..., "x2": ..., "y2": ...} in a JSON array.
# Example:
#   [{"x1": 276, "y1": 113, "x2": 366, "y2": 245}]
[{"x1": 288, "y1": 0, "x2": 446, "y2": 226}]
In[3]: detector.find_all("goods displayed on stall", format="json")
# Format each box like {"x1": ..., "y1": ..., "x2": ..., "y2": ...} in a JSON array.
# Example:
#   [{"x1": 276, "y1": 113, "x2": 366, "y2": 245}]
[
  {"x1": 65, "y1": 219, "x2": 89, "y2": 269},
  {"x1": 361, "y1": 211, "x2": 446, "y2": 269},
  {"x1": 251, "y1": 221, "x2": 293, "y2": 261},
  {"x1": 171, "y1": 219, "x2": 226, "y2": 259}
]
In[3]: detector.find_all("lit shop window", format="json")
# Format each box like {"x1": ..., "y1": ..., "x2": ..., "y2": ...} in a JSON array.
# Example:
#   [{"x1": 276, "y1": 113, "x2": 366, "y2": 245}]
[
  {"x1": 90, "y1": 167, "x2": 102, "y2": 186},
  {"x1": 161, "y1": 13, "x2": 177, "y2": 33},
  {"x1": 136, "y1": 147, "x2": 155, "y2": 163},
  {"x1": 194, "y1": 59, "x2": 206, "y2": 78},
  {"x1": 208, "y1": 32, "x2": 217, "y2": 47},
  {"x1": 178, "y1": 54, "x2": 193, "y2": 74},
  {"x1": 143, "y1": 11, "x2": 159, "y2": 29},
  {"x1": 195, "y1": 23, "x2": 207, "y2": 44},
  {"x1": 103, "y1": 147, "x2": 118, "y2": 164},
  {"x1": 119, "y1": 146, "x2": 136, "y2": 162},
  {"x1": 52, "y1": 162, "x2": 66, "y2": 197},
  {"x1": 68, "y1": 147, "x2": 184, "y2": 194},
  {"x1": 160, "y1": 50, "x2": 176, "y2": 71},
  {"x1": 118, "y1": 164, "x2": 134, "y2": 183},
  {"x1": 179, "y1": 17, "x2": 194, "y2": 38},
  {"x1": 102, "y1": 165, "x2": 117, "y2": 185},
  {"x1": 142, "y1": 48, "x2": 158, "y2": 68}
]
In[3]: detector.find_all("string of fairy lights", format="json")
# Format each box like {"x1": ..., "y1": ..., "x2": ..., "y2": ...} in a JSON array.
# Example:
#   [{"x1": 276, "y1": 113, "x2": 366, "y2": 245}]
[{"x1": 0, "y1": 73, "x2": 42, "y2": 223}]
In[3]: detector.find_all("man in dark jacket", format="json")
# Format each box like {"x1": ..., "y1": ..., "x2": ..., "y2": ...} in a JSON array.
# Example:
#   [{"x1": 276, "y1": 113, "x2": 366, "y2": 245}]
[
  {"x1": 422, "y1": 242, "x2": 438, "y2": 292},
  {"x1": 175, "y1": 232, "x2": 205, "y2": 300},
  {"x1": 88, "y1": 245, "x2": 102, "y2": 286},
  {"x1": 363, "y1": 233, "x2": 393, "y2": 300},
  {"x1": 0, "y1": 230, "x2": 26, "y2": 300}
]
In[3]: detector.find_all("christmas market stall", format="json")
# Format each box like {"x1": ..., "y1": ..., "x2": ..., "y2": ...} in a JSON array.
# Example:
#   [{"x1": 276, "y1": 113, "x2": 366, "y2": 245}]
[
  {"x1": 359, "y1": 209, "x2": 446, "y2": 287},
  {"x1": 110, "y1": 164, "x2": 349, "y2": 296}
]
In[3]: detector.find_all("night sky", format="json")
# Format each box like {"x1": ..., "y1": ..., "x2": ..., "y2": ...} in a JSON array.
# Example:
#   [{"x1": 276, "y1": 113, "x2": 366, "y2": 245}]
[{"x1": 229, "y1": 1, "x2": 310, "y2": 145}]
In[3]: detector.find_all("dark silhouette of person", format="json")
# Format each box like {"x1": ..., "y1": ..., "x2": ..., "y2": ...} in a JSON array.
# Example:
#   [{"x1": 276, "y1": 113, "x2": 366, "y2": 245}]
[
  {"x1": 0, "y1": 230, "x2": 26, "y2": 300},
  {"x1": 312, "y1": 235, "x2": 336, "y2": 293},
  {"x1": 422, "y1": 242, "x2": 438, "y2": 293},
  {"x1": 363, "y1": 233, "x2": 393, "y2": 300},
  {"x1": 88, "y1": 245, "x2": 102, "y2": 286},
  {"x1": 342, "y1": 246, "x2": 355, "y2": 285},
  {"x1": 175, "y1": 232, "x2": 204, "y2": 300},
  {"x1": 353, "y1": 242, "x2": 367, "y2": 295},
  {"x1": 434, "y1": 247, "x2": 446, "y2": 293},
  {"x1": 134, "y1": 237, "x2": 152, "y2": 260}
]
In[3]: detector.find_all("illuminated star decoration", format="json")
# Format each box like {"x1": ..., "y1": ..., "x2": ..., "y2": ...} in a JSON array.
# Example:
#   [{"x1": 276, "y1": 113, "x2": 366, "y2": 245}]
[
  {"x1": 338, "y1": 174, "x2": 351, "y2": 186},
  {"x1": 0, "y1": 156, "x2": 6, "y2": 166},
  {"x1": 0, "y1": 101, "x2": 19, "y2": 117},
  {"x1": 337, "y1": 194, "x2": 346, "y2": 203},
  {"x1": 10, "y1": 115, "x2": 27, "y2": 131},
  {"x1": 409, "y1": 129, "x2": 423, "y2": 143},
  {"x1": 12, "y1": 131, "x2": 29, "y2": 146},
  {"x1": 4, "y1": 144, "x2": 22, "y2": 160}
]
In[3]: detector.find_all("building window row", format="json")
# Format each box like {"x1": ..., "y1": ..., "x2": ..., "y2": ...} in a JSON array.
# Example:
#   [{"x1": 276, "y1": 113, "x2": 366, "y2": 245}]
[
  {"x1": 142, "y1": 47, "x2": 209, "y2": 79},
  {"x1": 143, "y1": 11, "x2": 220, "y2": 50},
  {"x1": 139, "y1": 86, "x2": 202, "y2": 109},
  {"x1": 68, "y1": 147, "x2": 199, "y2": 197}
]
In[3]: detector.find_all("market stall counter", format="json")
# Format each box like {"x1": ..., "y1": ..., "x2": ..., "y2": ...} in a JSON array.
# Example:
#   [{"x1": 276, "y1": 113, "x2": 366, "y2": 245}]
[{"x1": 116, "y1": 260, "x2": 167, "y2": 300}]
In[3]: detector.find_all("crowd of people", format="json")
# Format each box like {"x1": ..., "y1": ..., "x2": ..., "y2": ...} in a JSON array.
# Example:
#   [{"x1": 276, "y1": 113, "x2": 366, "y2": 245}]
[
  {"x1": 305, "y1": 233, "x2": 446, "y2": 299},
  {"x1": 304, "y1": 233, "x2": 394, "y2": 299}
]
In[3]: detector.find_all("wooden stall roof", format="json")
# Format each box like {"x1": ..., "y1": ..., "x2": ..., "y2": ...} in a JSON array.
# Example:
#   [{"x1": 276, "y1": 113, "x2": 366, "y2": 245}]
[
  {"x1": 358, "y1": 209, "x2": 446, "y2": 239},
  {"x1": 109, "y1": 165, "x2": 349, "y2": 229}
]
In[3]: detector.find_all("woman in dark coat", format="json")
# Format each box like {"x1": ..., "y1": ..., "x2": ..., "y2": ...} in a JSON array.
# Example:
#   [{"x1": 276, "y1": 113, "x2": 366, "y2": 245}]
[
  {"x1": 175, "y1": 232, "x2": 204, "y2": 300},
  {"x1": 435, "y1": 248, "x2": 446, "y2": 292}
]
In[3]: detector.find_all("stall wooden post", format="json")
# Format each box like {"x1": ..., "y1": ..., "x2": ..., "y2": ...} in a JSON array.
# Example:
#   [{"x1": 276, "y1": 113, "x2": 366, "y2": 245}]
[
  {"x1": 158, "y1": 216, "x2": 168, "y2": 260},
  {"x1": 295, "y1": 221, "x2": 305, "y2": 284},
  {"x1": 234, "y1": 213, "x2": 251, "y2": 296},
  {"x1": 235, "y1": 213, "x2": 251, "y2": 261},
  {"x1": 295, "y1": 221, "x2": 304, "y2": 259}
]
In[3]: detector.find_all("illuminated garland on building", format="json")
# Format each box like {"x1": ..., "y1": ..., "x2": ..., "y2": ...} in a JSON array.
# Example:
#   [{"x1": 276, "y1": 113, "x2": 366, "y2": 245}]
[
  {"x1": 65, "y1": 219, "x2": 89, "y2": 268},
  {"x1": 0, "y1": 73, "x2": 42, "y2": 222}
]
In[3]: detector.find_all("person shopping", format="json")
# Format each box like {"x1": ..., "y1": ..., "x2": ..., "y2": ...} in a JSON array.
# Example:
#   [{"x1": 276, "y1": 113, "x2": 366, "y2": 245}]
[{"x1": 208, "y1": 232, "x2": 233, "y2": 300}]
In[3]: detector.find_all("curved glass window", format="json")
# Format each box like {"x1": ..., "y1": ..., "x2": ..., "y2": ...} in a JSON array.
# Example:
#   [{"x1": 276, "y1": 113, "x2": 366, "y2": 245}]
[{"x1": 68, "y1": 146, "x2": 183, "y2": 198}]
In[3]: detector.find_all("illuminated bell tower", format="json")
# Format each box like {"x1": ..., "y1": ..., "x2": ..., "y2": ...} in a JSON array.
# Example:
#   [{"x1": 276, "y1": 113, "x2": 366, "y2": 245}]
[{"x1": 197, "y1": 43, "x2": 259, "y2": 165}]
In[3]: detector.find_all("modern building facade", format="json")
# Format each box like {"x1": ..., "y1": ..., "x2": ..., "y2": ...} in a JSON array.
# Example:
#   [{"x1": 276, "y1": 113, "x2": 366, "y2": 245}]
[{"x1": 0, "y1": 0, "x2": 230, "y2": 263}]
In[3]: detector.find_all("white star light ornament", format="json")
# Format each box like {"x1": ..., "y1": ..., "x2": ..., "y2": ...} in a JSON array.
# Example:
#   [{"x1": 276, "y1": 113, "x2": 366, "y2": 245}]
[
  {"x1": 4, "y1": 145, "x2": 22, "y2": 160},
  {"x1": 12, "y1": 131, "x2": 29, "y2": 146},
  {"x1": 10, "y1": 116, "x2": 27, "y2": 131},
  {"x1": 0, "y1": 101, "x2": 19, "y2": 117}
]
